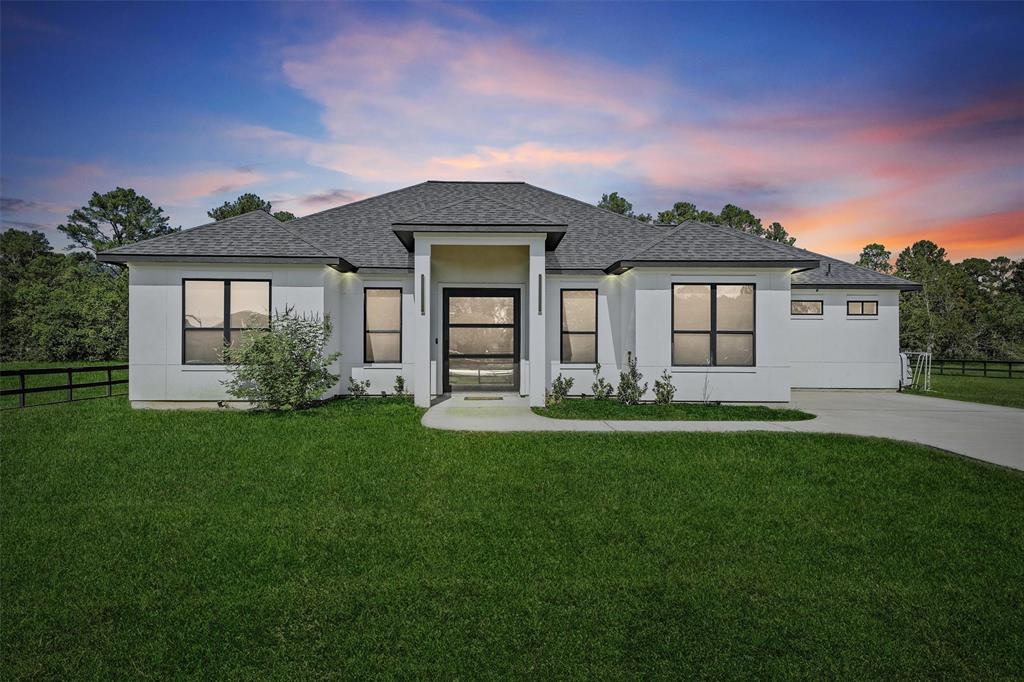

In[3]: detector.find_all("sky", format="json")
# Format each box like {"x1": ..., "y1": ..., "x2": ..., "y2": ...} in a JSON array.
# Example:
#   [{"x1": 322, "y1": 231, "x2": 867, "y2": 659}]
[{"x1": 2, "y1": 1, "x2": 1022, "y2": 262}]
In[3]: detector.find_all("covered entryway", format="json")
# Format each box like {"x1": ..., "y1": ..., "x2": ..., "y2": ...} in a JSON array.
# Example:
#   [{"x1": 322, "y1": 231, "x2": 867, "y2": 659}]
[{"x1": 443, "y1": 288, "x2": 520, "y2": 392}]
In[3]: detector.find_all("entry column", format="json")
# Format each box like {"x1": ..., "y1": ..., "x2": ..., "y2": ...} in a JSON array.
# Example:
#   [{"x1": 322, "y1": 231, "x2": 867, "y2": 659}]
[
  {"x1": 413, "y1": 239, "x2": 432, "y2": 407},
  {"x1": 528, "y1": 240, "x2": 547, "y2": 407}
]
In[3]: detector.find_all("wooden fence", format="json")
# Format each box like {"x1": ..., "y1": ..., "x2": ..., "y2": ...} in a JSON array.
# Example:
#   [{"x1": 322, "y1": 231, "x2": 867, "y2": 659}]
[
  {"x1": 0, "y1": 365, "x2": 128, "y2": 409},
  {"x1": 933, "y1": 359, "x2": 1024, "y2": 379}
]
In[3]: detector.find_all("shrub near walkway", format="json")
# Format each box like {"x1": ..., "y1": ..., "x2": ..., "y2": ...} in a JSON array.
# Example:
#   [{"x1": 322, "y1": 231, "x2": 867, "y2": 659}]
[
  {"x1": 535, "y1": 399, "x2": 814, "y2": 420},
  {"x1": 4, "y1": 398, "x2": 1023, "y2": 678}
]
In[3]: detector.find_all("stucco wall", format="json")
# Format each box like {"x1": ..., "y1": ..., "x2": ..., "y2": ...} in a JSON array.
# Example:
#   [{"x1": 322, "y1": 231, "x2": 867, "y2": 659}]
[
  {"x1": 788, "y1": 289, "x2": 901, "y2": 388},
  {"x1": 127, "y1": 262, "x2": 331, "y2": 403}
]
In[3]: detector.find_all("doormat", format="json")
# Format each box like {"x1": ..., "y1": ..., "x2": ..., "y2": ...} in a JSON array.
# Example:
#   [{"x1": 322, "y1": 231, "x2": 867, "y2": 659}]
[{"x1": 464, "y1": 396, "x2": 504, "y2": 401}]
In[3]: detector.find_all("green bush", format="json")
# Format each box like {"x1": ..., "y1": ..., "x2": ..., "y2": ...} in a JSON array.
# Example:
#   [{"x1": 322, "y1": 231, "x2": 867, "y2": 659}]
[
  {"x1": 590, "y1": 362, "x2": 614, "y2": 399},
  {"x1": 547, "y1": 374, "x2": 574, "y2": 405},
  {"x1": 393, "y1": 375, "x2": 407, "y2": 396},
  {"x1": 348, "y1": 376, "x2": 371, "y2": 397},
  {"x1": 653, "y1": 369, "x2": 676, "y2": 404},
  {"x1": 222, "y1": 307, "x2": 340, "y2": 410},
  {"x1": 616, "y1": 352, "x2": 648, "y2": 405}
]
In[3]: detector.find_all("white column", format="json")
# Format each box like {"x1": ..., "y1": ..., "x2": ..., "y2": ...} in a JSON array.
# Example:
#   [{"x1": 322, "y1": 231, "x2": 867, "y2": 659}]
[
  {"x1": 413, "y1": 239, "x2": 432, "y2": 407},
  {"x1": 528, "y1": 240, "x2": 547, "y2": 407}
]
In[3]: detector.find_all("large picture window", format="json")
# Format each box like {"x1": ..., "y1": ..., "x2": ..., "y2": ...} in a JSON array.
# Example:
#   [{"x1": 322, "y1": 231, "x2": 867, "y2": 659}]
[
  {"x1": 364, "y1": 288, "x2": 402, "y2": 363},
  {"x1": 560, "y1": 289, "x2": 597, "y2": 363},
  {"x1": 672, "y1": 283, "x2": 755, "y2": 366},
  {"x1": 183, "y1": 279, "x2": 270, "y2": 364}
]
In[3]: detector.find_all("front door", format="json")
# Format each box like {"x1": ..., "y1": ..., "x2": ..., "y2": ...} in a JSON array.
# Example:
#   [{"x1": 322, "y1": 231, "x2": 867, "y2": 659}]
[{"x1": 443, "y1": 288, "x2": 520, "y2": 392}]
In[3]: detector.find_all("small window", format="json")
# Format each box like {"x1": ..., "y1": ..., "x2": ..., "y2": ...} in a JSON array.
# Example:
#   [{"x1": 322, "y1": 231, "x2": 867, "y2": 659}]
[
  {"x1": 183, "y1": 279, "x2": 270, "y2": 364},
  {"x1": 673, "y1": 284, "x2": 755, "y2": 366},
  {"x1": 364, "y1": 288, "x2": 402, "y2": 363},
  {"x1": 847, "y1": 300, "x2": 878, "y2": 316},
  {"x1": 791, "y1": 300, "x2": 823, "y2": 316},
  {"x1": 561, "y1": 289, "x2": 597, "y2": 363}
]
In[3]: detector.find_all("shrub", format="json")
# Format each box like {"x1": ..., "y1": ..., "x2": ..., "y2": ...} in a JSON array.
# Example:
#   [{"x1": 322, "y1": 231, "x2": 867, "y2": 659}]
[
  {"x1": 590, "y1": 362, "x2": 614, "y2": 399},
  {"x1": 616, "y1": 352, "x2": 648, "y2": 405},
  {"x1": 222, "y1": 307, "x2": 340, "y2": 410},
  {"x1": 393, "y1": 375, "x2": 407, "y2": 396},
  {"x1": 653, "y1": 369, "x2": 676, "y2": 404},
  {"x1": 547, "y1": 373, "x2": 574, "y2": 405},
  {"x1": 348, "y1": 376, "x2": 371, "y2": 397}
]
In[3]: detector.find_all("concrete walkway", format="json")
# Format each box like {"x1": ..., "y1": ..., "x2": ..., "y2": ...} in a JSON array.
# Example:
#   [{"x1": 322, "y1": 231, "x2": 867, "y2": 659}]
[{"x1": 422, "y1": 391, "x2": 1024, "y2": 471}]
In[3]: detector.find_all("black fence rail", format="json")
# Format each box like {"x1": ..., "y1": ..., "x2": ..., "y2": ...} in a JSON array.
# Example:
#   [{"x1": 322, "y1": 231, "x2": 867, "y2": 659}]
[
  {"x1": 0, "y1": 364, "x2": 128, "y2": 409},
  {"x1": 933, "y1": 359, "x2": 1024, "y2": 379}
]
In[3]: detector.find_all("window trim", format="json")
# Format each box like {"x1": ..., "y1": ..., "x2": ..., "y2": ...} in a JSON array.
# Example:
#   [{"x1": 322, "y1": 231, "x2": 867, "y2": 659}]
[
  {"x1": 846, "y1": 300, "x2": 878, "y2": 317},
  {"x1": 791, "y1": 299, "x2": 824, "y2": 316},
  {"x1": 560, "y1": 288, "x2": 598, "y2": 364},
  {"x1": 671, "y1": 283, "x2": 756, "y2": 367},
  {"x1": 182, "y1": 278, "x2": 271, "y2": 366},
  {"x1": 363, "y1": 287, "x2": 403, "y2": 364}
]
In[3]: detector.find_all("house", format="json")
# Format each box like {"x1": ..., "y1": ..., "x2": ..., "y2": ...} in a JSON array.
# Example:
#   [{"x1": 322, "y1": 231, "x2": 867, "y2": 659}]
[{"x1": 97, "y1": 181, "x2": 920, "y2": 408}]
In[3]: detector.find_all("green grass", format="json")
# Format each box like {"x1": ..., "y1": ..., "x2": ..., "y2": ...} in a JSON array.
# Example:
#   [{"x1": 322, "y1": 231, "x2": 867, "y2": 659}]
[
  {"x1": 1, "y1": 360, "x2": 127, "y2": 409},
  {"x1": 534, "y1": 399, "x2": 814, "y2": 421},
  {"x1": 4, "y1": 398, "x2": 1023, "y2": 678},
  {"x1": 907, "y1": 374, "x2": 1024, "y2": 409}
]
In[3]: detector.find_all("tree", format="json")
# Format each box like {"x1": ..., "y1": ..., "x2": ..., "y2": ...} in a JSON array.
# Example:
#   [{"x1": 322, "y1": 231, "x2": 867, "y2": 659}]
[
  {"x1": 208, "y1": 193, "x2": 273, "y2": 221},
  {"x1": 0, "y1": 228, "x2": 53, "y2": 272},
  {"x1": 856, "y1": 243, "x2": 893, "y2": 273},
  {"x1": 655, "y1": 201, "x2": 718, "y2": 225},
  {"x1": 57, "y1": 187, "x2": 176, "y2": 253},
  {"x1": 596, "y1": 192, "x2": 651, "y2": 223},
  {"x1": 273, "y1": 211, "x2": 296, "y2": 222},
  {"x1": 764, "y1": 221, "x2": 795, "y2": 245},
  {"x1": 717, "y1": 204, "x2": 764, "y2": 237}
]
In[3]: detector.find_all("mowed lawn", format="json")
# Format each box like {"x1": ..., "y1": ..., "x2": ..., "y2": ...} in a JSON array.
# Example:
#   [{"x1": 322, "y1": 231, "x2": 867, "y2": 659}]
[
  {"x1": 3, "y1": 398, "x2": 1023, "y2": 678},
  {"x1": 906, "y1": 373, "x2": 1024, "y2": 409}
]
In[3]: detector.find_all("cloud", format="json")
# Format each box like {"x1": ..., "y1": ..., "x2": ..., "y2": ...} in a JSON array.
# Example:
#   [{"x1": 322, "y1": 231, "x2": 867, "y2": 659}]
[{"x1": 271, "y1": 188, "x2": 369, "y2": 214}]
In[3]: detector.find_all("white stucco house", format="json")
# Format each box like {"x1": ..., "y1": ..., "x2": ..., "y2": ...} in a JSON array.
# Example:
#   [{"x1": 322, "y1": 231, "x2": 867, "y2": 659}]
[{"x1": 97, "y1": 181, "x2": 920, "y2": 408}]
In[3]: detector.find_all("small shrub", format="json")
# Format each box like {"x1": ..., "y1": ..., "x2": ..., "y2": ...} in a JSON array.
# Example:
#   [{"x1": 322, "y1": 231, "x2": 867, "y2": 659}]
[
  {"x1": 591, "y1": 362, "x2": 614, "y2": 400},
  {"x1": 222, "y1": 307, "x2": 340, "y2": 410},
  {"x1": 393, "y1": 374, "x2": 407, "y2": 396},
  {"x1": 653, "y1": 369, "x2": 676, "y2": 404},
  {"x1": 547, "y1": 374, "x2": 574, "y2": 405},
  {"x1": 616, "y1": 352, "x2": 648, "y2": 405},
  {"x1": 348, "y1": 376, "x2": 371, "y2": 397}
]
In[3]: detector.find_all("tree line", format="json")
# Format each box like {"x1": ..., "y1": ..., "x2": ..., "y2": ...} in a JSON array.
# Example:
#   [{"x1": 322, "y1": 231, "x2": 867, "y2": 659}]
[
  {"x1": 1, "y1": 190, "x2": 294, "y2": 362},
  {"x1": 1, "y1": 187, "x2": 1021, "y2": 362}
]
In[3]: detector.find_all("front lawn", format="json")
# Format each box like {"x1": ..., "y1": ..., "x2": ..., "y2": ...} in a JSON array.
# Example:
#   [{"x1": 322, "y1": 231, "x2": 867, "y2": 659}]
[
  {"x1": 3, "y1": 398, "x2": 1022, "y2": 678},
  {"x1": 906, "y1": 374, "x2": 1024, "y2": 409},
  {"x1": 534, "y1": 399, "x2": 814, "y2": 421}
]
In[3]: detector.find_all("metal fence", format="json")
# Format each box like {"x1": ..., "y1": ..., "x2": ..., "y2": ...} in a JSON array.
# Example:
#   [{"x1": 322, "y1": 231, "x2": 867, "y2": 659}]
[
  {"x1": 0, "y1": 364, "x2": 128, "y2": 409},
  {"x1": 933, "y1": 359, "x2": 1024, "y2": 379}
]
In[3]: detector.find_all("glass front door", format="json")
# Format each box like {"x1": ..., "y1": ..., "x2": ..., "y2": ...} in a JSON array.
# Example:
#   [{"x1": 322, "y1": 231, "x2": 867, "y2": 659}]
[{"x1": 444, "y1": 289, "x2": 520, "y2": 392}]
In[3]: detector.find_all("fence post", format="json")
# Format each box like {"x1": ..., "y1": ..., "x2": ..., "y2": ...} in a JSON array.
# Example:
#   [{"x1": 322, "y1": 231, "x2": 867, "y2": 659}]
[
  {"x1": 18, "y1": 372, "x2": 26, "y2": 408},
  {"x1": 66, "y1": 368, "x2": 73, "y2": 402}
]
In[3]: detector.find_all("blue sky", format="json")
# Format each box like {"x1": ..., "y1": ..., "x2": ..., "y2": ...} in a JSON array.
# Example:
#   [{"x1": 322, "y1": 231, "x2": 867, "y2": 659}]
[{"x1": 2, "y1": 1, "x2": 1022, "y2": 259}]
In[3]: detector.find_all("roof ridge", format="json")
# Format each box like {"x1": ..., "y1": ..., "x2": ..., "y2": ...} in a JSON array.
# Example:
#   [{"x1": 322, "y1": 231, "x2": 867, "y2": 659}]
[
  {"x1": 688, "y1": 219, "x2": 811, "y2": 259},
  {"x1": 271, "y1": 217, "x2": 333, "y2": 257},
  {"x1": 521, "y1": 182, "x2": 660, "y2": 230},
  {"x1": 394, "y1": 191, "x2": 564, "y2": 225},
  {"x1": 101, "y1": 209, "x2": 277, "y2": 255},
  {"x1": 628, "y1": 223, "x2": 689, "y2": 259},
  {"x1": 288, "y1": 181, "x2": 431, "y2": 225}
]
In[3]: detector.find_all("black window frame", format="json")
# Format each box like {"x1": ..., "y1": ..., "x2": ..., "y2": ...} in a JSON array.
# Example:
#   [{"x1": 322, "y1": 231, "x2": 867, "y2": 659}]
[
  {"x1": 363, "y1": 287, "x2": 403, "y2": 364},
  {"x1": 672, "y1": 283, "x2": 756, "y2": 367},
  {"x1": 560, "y1": 288, "x2": 598, "y2": 364},
  {"x1": 791, "y1": 299, "x2": 824, "y2": 316},
  {"x1": 846, "y1": 300, "x2": 878, "y2": 316},
  {"x1": 182, "y1": 278, "x2": 271, "y2": 365}
]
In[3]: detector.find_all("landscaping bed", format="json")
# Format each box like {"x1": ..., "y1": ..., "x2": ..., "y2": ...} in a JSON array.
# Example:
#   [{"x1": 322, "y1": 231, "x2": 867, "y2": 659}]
[{"x1": 534, "y1": 398, "x2": 814, "y2": 421}]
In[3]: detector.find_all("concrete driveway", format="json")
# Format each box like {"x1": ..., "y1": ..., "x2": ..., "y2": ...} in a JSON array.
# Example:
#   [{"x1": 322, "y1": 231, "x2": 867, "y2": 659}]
[{"x1": 422, "y1": 391, "x2": 1024, "y2": 471}]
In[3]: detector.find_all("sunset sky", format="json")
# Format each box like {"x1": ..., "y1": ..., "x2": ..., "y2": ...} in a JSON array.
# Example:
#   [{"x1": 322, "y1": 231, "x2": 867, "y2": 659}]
[{"x1": 2, "y1": 1, "x2": 1022, "y2": 262}]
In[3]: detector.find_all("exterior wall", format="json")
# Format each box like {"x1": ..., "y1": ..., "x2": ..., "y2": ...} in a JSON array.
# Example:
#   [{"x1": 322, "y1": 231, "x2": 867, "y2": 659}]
[
  {"x1": 789, "y1": 289, "x2": 901, "y2": 388},
  {"x1": 545, "y1": 273, "x2": 623, "y2": 393},
  {"x1": 127, "y1": 262, "x2": 331, "y2": 403}
]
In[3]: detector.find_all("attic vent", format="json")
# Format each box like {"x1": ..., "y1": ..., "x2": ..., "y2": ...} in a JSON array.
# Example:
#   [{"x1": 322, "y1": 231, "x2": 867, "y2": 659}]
[{"x1": 826, "y1": 263, "x2": 832, "y2": 276}]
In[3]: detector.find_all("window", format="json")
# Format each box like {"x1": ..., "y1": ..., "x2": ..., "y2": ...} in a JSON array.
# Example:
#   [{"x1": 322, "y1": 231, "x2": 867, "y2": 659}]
[
  {"x1": 672, "y1": 284, "x2": 755, "y2": 366},
  {"x1": 847, "y1": 300, "x2": 878, "y2": 316},
  {"x1": 183, "y1": 279, "x2": 270, "y2": 364},
  {"x1": 560, "y1": 289, "x2": 597, "y2": 363},
  {"x1": 364, "y1": 288, "x2": 402, "y2": 363},
  {"x1": 791, "y1": 300, "x2": 823, "y2": 316}
]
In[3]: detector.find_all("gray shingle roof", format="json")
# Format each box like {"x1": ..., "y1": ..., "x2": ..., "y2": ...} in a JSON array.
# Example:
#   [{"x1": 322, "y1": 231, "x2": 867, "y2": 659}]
[
  {"x1": 96, "y1": 181, "x2": 919, "y2": 289},
  {"x1": 98, "y1": 210, "x2": 334, "y2": 261}
]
